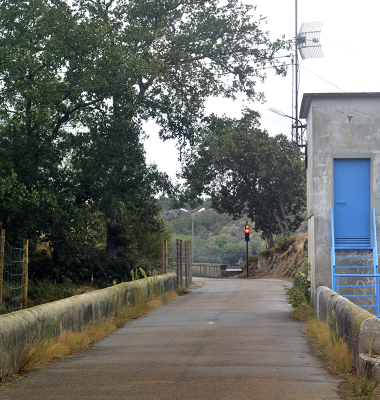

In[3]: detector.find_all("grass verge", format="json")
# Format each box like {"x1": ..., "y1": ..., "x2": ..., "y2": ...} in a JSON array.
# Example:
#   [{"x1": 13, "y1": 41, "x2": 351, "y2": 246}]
[
  {"x1": 19, "y1": 290, "x2": 178, "y2": 374},
  {"x1": 305, "y1": 317, "x2": 353, "y2": 375},
  {"x1": 286, "y1": 264, "x2": 380, "y2": 398},
  {"x1": 304, "y1": 314, "x2": 380, "y2": 399}
]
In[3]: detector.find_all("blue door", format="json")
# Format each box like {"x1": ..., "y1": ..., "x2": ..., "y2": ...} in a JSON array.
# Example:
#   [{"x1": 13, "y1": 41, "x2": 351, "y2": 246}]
[{"x1": 334, "y1": 159, "x2": 370, "y2": 247}]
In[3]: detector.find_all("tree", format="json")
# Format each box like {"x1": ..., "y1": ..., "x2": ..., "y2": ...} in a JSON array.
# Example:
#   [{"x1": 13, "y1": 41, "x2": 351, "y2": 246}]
[
  {"x1": 0, "y1": 0, "x2": 289, "y2": 280},
  {"x1": 180, "y1": 110, "x2": 306, "y2": 247}
]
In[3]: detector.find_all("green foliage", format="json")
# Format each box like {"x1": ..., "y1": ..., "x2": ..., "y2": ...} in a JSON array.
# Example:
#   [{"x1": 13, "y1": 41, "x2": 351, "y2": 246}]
[
  {"x1": 28, "y1": 279, "x2": 95, "y2": 306},
  {"x1": 40, "y1": 316, "x2": 56, "y2": 343},
  {"x1": 273, "y1": 236, "x2": 296, "y2": 253},
  {"x1": 286, "y1": 262, "x2": 313, "y2": 320},
  {"x1": 210, "y1": 233, "x2": 261, "y2": 265},
  {"x1": 0, "y1": 0, "x2": 288, "y2": 285},
  {"x1": 352, "y1": 377, "x2": 379, "y2": 398},
  {"x1": 163, "y1": 202, "x2": 264, "y2": 266},
  {"x1": 158, "y1": 196, "x2": 173, "y2": 213},
  {"x1": 177, "y1": 287, "x2": 189, "y2": 295},
  {"x1": 139, "y1": 268, "x2": 164, "y2": 299},
  {"x1": 179, "y1": 110, "x2": 306, "y2": 248},
  {"x1": 327, "y1": 310, "x2": 342, "y2": 345}
]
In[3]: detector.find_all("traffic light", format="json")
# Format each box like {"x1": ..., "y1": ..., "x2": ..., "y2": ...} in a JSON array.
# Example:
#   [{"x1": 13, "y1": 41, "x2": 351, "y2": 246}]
[{"x1": 245, "y1": 223, "x2": 250, "y2": 242}]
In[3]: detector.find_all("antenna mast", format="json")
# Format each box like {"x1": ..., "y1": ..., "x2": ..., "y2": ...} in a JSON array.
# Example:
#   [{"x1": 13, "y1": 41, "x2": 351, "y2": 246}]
[
  {"x1": 293, "y1": 3, "x2": 324, "y2": 147},
  {"x1": 294, "y1": 0, "x2": 299, "y2": 145}
]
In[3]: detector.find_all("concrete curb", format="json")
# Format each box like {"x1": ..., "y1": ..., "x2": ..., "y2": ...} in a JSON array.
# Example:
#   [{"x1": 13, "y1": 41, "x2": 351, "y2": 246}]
[
  {"x1": 192, "y1": 263, "x2": 227, "y2": 278},
  {"x1": 0, "y1": 273, "x2": 176, "y2": 378},
  {"x1": 316, "y1": 286, "x2": 380, "y2": 381}
]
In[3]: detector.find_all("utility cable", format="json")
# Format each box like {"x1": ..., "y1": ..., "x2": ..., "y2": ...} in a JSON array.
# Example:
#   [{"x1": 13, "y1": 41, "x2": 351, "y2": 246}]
[{"x1": 299, "y1": 64, "x2": 346, "y2": 93}]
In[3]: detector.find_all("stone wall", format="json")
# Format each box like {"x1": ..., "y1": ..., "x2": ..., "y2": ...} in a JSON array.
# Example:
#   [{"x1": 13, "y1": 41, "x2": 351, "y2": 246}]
[
  {"x1": 316, "y1": 286, "x2": 380, "y2": 381},
  {"x1": 0, "y1": 273, "x2": 176, "y2": 378}
]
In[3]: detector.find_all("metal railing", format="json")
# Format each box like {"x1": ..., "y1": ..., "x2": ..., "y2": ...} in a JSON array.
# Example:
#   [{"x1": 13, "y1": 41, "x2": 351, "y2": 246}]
[
  {"x1": 331, "y1": 207, "x2": 379, "y2": 316},
  {"x1": 330, "y1": 208, "x2": 336, "y2": 291}
]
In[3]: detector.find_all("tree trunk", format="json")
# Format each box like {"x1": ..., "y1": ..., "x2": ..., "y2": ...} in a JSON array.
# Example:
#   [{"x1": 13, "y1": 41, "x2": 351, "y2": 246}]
[
  {"x1": 263, "y1": 230, "x2": 274, "y2": 249},
  {"x1": 106, "y1": 204, "x2": 122, "y2": 261},
  {"x1": 273, "y1": 208, "x2": 286, "y2": 237},
  {"x1": 279, "y1": 200, "x2": 290, "y2": 237},
  {"x1": 105, "y1": 94, "x2": 124, "y2": 262}
]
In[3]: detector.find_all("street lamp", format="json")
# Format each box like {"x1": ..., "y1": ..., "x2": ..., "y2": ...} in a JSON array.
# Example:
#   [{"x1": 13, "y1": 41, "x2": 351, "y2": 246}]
[
  {"x1": 268, "y1": 107, "x2": 307, "y2": 147},
  {"x1": 180, "y1": 207, "x2": 205, "y2": 264}
]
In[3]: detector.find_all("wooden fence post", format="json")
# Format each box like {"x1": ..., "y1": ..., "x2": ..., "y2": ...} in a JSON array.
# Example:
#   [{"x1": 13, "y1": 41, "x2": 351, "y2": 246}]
[
  {"x1": 184, "y1": 241, "x2": 188, "y2": 288},
  {"x1": 161, "y1": 238, "x2": 164, "y2": 274},
  {"x1": 22, "y1": 239, "x2": 29, "y2": 309},
  {"x1": 179, "y1": 240, "x2": 183, "y2": 288},
  {"x1": 165, "y1": 239, "x2": 168, "y2": 273},
  {"x1": 176, "y1": 239, "x2": 180, "y2": 287},
  {"x1": 0, "y1": 229, "x2": 5, "y2": 313},
  {"x1": 189, "y1": 240, "x2": 193, "y2": 284}
]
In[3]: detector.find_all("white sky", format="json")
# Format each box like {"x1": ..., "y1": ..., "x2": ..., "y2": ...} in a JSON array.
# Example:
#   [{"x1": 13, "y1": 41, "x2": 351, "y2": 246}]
[{"x1": 143, "y1": 0, "x2": 380, "y2": 181}]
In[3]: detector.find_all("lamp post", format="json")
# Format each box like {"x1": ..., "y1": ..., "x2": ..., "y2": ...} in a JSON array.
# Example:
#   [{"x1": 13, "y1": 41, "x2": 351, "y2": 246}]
[
  {"x1": 180, "y1": 208, "x2": 205, "y2": 264},
  {"x1": 268, "y1": 107, "x2": 307, "y2": 147}
]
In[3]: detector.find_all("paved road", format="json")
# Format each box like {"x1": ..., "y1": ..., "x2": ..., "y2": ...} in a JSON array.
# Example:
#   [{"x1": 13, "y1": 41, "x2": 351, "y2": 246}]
[{"x1": 0, "y1": 278, "x2": 342, "y2": 399}]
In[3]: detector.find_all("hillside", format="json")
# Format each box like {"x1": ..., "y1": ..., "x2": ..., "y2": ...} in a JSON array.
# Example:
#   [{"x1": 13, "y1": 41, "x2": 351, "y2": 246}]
[
  {"x1": 160, "y1": 198, "x2": 264, "y2": 267},
  {"x1": 159, "y1": 197, "x2": 308, "y2": 273},
  {"x1": 241, "y1": 233, "x2": 308, "y2": 279}
]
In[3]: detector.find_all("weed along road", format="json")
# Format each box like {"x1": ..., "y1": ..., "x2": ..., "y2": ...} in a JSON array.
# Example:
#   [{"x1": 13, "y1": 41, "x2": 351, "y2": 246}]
[{"x1": 1, "y1": 278, "x2": 342, "y2": 399}]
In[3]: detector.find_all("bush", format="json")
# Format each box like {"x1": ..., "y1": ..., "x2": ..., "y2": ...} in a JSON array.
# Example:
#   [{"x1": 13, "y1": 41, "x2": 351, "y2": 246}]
[
  {"x1": 286, "y1": 261, "x2": 313, "y2": 320},
  {"x1": 274, "y1": 235, "x2": 296, "y2": 253},
  {"x1": 28, "y1": 279, "x2": 95, "y2": 306}
]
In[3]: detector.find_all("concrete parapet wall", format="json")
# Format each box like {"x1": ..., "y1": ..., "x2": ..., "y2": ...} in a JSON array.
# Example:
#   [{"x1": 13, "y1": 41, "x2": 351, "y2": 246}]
[
  {"x1": 0, "y1": 273, "x2": 176, "y2": 379},
  {"x1": 222, "y1": 269, "x2": 242, "y2": 278},
  {"x1": 191, "y1": 263, "x2": 227, "y2": 278},
  {"x1": 316, "y1": 286, "x2": 380, "y2": 381}
]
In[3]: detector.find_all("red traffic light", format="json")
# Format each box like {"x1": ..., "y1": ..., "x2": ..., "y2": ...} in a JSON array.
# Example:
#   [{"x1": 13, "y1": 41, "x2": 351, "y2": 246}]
[{"x1": 245, "y1": 224, "x2": 250, "y2": 241}]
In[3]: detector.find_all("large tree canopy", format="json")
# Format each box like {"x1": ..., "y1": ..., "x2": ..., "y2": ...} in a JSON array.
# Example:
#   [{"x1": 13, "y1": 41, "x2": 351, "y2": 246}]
[
  {"x1": 0, "y1": 0, "x2": 289, "y2": 282},
  {"x1": 179, "y1": 110, "x2": 306, "y2": 247}
]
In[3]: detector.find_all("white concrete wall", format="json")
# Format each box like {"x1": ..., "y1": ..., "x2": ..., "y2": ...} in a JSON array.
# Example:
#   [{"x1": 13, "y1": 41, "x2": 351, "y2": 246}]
[
  {"x1": 302, "y1": 94, "x2": 380, "y2": 299},
  {"x1": 191, "y1": 264, "x2": 226, "y2": 278}
]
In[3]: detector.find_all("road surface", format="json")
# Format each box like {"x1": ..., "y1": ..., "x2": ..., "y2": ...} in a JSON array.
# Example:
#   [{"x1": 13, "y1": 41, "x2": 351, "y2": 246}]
[{"x1": 0, "y1": 278, "x2": 342, "y2": 399}]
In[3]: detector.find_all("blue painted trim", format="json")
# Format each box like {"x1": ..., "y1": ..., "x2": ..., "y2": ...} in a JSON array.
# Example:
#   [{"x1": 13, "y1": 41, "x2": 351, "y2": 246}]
[
  {"x1": 336, "y1": 256, "x2": 373, "y2": 259},
  {"x1": 334, "y1": 159, "x2": 371, "y2": 246},
  {"x1": 338, "y1": 285, "x2": 375, "y2": 288},
  {"x1": 373, "y1": 207, "x2": 379, "y2": 317},
  {"x1": 331, "y1": 207, "x2": 379, "y2": 317},
  {"x1": 331, "y1": 208, "x2": 335, "y2": 291}
]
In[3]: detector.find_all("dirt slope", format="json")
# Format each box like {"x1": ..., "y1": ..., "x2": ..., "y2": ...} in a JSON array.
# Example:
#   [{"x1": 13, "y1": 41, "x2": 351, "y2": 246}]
[{"x1": 241, "y1": 233, "x2": 308, "y2": 280}]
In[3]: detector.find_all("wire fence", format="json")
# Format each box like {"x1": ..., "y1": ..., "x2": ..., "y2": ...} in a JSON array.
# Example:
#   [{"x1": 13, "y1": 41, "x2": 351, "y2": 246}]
[{"x1": 0, "y1": 230, "x2": 29, "y2": 315}]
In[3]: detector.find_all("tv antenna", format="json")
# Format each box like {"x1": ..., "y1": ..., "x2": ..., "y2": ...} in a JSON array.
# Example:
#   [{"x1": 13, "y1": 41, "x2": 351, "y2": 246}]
[{"x1": 293, "y1": 0, "x2": 324, "y2": 147}]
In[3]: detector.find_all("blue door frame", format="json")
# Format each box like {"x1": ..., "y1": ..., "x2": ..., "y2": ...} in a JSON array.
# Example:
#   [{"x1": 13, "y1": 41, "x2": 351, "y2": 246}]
[
  {"x1": 331, "y1": 158, "x2": 379, "y2": 316},
  {"x1": 334, "y1": 158, "x2": 370, "y2": 248},
  {"x1": 331, "y1": 208, "x2": 379, "y2": 316}
]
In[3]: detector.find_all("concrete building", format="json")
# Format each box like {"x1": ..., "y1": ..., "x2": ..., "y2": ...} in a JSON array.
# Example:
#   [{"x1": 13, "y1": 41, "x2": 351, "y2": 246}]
[{"x1": 300, "y1": 93, "x2": 380, "y2": 308}]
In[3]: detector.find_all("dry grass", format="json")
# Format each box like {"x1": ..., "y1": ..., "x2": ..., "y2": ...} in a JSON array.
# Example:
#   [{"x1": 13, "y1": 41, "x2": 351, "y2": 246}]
[
  {"x1": 291, "y1": 299, "x2": 314, "y2": 321},
  {"x1": 20, "y1": 290, "x2": 178, "y2": 373},
  {"x1": 290, "y1": 302, "x2": 380, "y2": 398},
  {"x1": 305, "y1": 317, "x2": 353, "y2": 375},
  {"x1": 246, "y1": 232, "x2": 308, "y2": 280}
]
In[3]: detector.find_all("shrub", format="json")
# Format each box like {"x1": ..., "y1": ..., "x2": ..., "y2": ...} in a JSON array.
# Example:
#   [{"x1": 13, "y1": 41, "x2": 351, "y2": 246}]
[
  {"x1": 274, "y1": 235, "x2": 296, "y2": 253},
  {"x1": 285, "y1": 261, "x2": 313, "y2": 320}
]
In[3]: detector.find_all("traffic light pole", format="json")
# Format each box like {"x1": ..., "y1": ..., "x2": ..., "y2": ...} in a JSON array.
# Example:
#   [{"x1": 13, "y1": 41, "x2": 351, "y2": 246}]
[
  {"x1": 245, "y1": 221, "x2": 249, "y2": 279},
  {"x1": 246, "y1": 240, "x2": 249, "y2": 279}
]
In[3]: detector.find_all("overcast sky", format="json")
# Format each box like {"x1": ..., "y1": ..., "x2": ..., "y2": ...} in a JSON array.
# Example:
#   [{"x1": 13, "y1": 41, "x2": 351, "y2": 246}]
[{"x1": 143, "y1": 0, "x2": 380, "y2": 181}]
